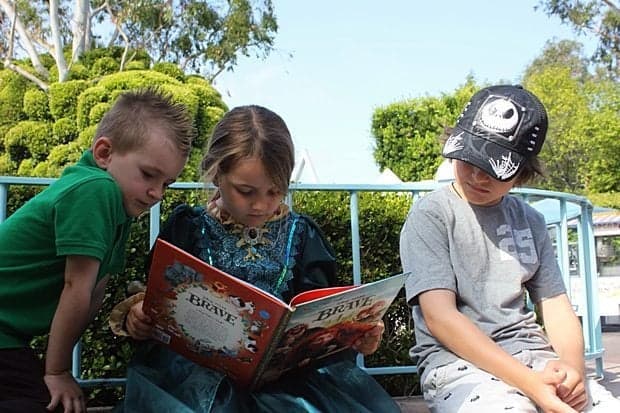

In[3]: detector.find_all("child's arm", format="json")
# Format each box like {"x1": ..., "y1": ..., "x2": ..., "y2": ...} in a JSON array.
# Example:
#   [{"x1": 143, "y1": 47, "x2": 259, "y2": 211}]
[
  {"x1": 419, "y1": 289, "x2": 577, "y2": 413},
  {"x1": 538, "y1": 293, "x2": 588, "y2": 411},
  {"x1": 44, "y1": 255, "x2": 101, "y2": 413}
]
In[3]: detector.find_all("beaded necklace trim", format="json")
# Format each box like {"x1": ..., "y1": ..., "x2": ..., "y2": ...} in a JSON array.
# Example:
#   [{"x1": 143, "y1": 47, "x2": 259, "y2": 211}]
[
  {"x1": 206, "y1": 202, "x2": 290, "y2": 261},
  {"x1": 199, "y1": 202, "x2": 299, "y2": 297}
]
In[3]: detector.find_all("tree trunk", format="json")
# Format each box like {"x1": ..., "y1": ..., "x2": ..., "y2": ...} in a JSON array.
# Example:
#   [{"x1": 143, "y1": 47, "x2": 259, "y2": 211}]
[
  {"x1": 49, "y1": 0, "x2": 68, "y2": 81},
  {"x1": 71, "y1": 0, "x2": 90, "y2": 61}
]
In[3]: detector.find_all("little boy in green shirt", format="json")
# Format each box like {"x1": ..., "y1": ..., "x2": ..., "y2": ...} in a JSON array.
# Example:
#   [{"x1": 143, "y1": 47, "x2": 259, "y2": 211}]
[{"x1": 0, "y1": 88, "x2": 194, "y2": 413}]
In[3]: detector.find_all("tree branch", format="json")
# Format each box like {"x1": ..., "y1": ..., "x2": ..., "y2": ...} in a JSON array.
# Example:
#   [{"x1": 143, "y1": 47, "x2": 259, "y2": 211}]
[
  {"x1": 0, "y1": 0, "x2": 48, "y2": 77},
  {"x1": 3, "y1": 60, "x2": 49, "y2": 90}
]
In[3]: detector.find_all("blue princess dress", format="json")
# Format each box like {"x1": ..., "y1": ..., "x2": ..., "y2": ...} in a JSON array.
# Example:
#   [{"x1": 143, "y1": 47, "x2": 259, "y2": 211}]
[{"x1": 114, "y1": 204, "x2": 400, "y2": 413}]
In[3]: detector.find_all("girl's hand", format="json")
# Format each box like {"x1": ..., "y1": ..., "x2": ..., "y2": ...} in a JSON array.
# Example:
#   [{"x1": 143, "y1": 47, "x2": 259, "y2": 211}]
[
  {"x1": 352, "y1": 320, "x2": 385, "y2": 355},
  {"x1": 125, "y1": 300, "x2": 153, "y2": 340}
]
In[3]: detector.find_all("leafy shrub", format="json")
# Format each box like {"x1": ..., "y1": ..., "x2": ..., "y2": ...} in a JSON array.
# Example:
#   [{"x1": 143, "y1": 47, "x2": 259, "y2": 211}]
[
  {"x1": 49, "y1": 80, "x2": 88, "y2": 120},
  {"x1": 23, "y1": 89, "x2": 51, "y2": 120},
  {"x1": 0, "y1": 69, "x2": 29, "y2": 126},
  {"x1": 89, "y1": 102, "x2": 112, "y2": 126},
  {"x1": 76, "y1": 86, "x2": 110, "y2": 129},
  {"x1": 153, "y1": 62, "x2": 185, "y2": 81},
  {"x1": 91, "y1": 57, "x2": 120, "y2": 77},
  {"x1": 53, "y1": 117, "x2": 80, "y2": 144}
]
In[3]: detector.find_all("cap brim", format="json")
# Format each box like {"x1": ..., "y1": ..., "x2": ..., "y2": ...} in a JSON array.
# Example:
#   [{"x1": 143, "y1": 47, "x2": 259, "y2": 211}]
[{"x1": 442, "y1": 128, "x2": 525, "y2": 181}]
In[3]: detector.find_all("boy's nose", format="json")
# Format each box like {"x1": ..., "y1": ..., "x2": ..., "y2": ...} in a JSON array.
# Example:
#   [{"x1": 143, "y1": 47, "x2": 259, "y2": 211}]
[
  {"x1": 472, "y1": 167, "x2": 490, "y2": 182},
  {"x1": 148, "y1": 187, "x2": 164, "y2": 201}
]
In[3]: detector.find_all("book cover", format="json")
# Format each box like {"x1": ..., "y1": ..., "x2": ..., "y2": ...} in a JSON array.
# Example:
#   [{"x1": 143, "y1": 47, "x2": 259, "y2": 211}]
[{"x1": 143, "y1": 239, "x2": 408, "y2": 389}]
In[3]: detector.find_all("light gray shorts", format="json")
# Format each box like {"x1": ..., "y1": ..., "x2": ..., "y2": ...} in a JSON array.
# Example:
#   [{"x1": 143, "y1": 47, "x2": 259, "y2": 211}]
[{"x1": 422, "y1": 349, "x2": 620, "y2": 412}]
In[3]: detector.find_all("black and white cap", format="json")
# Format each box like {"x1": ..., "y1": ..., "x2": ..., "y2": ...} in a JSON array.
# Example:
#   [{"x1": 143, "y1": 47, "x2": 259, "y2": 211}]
[{"x1": 442, "y1": 85, "x2": 548, "y2": 181}]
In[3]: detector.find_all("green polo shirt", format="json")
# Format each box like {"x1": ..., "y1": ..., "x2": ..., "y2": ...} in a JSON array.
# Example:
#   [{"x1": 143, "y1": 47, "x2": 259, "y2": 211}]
[{"x1": 0, "y1": 151, "x2": 132, "y2": 348}]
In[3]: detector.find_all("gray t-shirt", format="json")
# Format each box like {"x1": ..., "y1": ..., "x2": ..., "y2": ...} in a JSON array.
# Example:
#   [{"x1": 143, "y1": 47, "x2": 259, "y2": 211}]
[{"x1": 400, "y1": 185, "x2": 566, "y2": 383}]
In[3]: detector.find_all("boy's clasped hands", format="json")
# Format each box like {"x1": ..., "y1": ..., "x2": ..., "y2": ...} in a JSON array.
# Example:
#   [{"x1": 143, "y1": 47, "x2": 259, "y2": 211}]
[{"x1": 537, "y1": 360, "x2": 588, "y2": 413}]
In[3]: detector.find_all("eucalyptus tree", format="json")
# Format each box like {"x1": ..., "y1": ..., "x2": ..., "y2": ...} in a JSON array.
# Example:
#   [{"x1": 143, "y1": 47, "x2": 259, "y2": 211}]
[
  {"x1": 0, "y1": 0, "x2": 277, "y2": 88},
  {"x1": 536, "y1": 0, "x2": 620, "y2": 80}
]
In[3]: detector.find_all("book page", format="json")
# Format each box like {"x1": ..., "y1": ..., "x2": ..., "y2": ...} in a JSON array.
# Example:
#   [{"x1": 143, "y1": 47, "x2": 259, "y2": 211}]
[
  {"x1": 144, "y1": 239, "x2": 290, "y2": 388},
  {"x1": 258, "y1": 272, "x2": 408, "y2": 383}
]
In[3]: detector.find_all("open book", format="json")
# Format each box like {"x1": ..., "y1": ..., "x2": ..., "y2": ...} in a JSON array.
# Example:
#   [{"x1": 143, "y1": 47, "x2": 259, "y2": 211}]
[{"x1": 143, "y1": 239, "x2": 408, "y2": 389}]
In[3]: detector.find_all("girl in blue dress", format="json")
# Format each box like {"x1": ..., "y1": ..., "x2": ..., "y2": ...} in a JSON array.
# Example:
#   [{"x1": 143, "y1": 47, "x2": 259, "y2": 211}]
[{"x1": 110, "y1": 105, "x2": 400, "y2": 412}]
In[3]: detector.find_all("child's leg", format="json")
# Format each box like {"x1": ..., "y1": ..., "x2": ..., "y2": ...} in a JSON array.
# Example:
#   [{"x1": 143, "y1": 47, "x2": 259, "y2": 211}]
[
  {"x1": 529, "y1": 350, "x2": 620, "y2": 412},
  {"x1": 421, "y1": 357, "x2": 538, "y2": 412},
  {"x1": 0, "y1": 347, "x2": 53, "y2": 413}
]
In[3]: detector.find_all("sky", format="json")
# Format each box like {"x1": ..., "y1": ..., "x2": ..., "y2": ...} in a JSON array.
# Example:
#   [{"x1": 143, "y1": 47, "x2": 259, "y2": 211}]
[{"x1": 214, "y1": 1, "x2": 592, "y2": 184}]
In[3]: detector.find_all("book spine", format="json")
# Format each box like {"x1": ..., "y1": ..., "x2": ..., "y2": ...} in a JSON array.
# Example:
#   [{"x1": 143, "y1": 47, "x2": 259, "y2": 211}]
[{"x1": 250, "y1": 309, "x2": 294, "y2": 390}]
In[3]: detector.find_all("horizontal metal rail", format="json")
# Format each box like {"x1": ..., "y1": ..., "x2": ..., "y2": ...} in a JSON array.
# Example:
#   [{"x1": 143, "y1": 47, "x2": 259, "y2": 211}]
[{"x1": 0, "y1": 177, "x2": 604, "y2": 386}]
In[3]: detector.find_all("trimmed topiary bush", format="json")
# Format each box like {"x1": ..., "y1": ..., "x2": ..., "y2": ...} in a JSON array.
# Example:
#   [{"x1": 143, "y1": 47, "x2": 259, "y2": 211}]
[
  {"x1": 23, "y1": 89, "x2": 51, "y2": 121},
  {"x1": 152, "y1": 62, "x2": 185, "y2": 81},
  {"x1": 91, "y1": 57, "x2": 120, "y2": 77},
  {"x1": 49, "y1": 80, "x2": 89, "y2": 120}
]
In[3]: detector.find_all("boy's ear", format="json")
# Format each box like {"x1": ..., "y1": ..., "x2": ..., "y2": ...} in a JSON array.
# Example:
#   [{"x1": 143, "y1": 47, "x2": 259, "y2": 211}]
[{"x1": 92, "y1": 137, "x2": 113, "y2": 169}]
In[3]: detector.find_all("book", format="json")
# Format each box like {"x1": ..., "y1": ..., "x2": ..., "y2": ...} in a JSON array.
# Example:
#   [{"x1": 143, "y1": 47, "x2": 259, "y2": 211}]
[{"x1": 143, "y1": 238, "x2": 409, "y2": 389}]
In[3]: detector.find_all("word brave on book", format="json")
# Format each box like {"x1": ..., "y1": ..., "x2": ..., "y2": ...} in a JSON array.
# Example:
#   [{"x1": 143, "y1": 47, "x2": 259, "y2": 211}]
[
  {"x1": 187, "y1": 292, "x2": 238, "y2": 325},
  {"x1": 143, "y1": 239, "x2": 409, "y2": 389},
  {"x1": 313, "y1": 297, "x2": 373, "y2": 321}
]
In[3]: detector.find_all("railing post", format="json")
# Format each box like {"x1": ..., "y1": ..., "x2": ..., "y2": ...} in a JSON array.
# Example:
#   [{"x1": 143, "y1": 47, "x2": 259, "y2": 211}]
[
  {"x1": 149, "y1": 203, "x2": 161, "y2": 248},
  {"x1": 72, "y1": 341, "x2": 82, "y2": 379},
  {"x1": 580, "y1": 202, "x2": 604, "y2": 377},
  {"x1": 0, "y1": 183, "x2": 7, "y2": 223},
  {"x1": 558, "y1": 199, "x2": 571, "y2": 300},
  {"x1": 349, "y1": 191, "x2": 362, "y2": 286}
]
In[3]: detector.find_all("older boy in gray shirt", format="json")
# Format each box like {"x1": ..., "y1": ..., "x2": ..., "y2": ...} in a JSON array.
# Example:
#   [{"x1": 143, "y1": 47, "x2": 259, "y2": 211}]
[{"x1": 400, "y1": 85, "x2": 620, "y2": 412}]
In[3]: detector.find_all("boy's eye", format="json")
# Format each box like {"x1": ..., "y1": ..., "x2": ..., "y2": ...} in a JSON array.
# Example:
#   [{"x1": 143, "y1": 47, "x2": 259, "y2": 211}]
[{"x1": 142, "y1": 170, "x2": 154, "y2": 179}]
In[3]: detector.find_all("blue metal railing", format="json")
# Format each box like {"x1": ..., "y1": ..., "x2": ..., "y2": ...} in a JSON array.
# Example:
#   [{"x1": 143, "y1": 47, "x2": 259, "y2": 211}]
[{"x1": 0, "y1": 177, "x2": 604, "y2": 387}]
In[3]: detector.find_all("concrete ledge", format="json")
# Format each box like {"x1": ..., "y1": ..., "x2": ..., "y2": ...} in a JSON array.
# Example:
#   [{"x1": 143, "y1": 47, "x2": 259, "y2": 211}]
[
  {"x1": 86, "y1": 399, "x2": 430, "y2": 413},
  {"x1": 393, "y1": 396, "x2": 430, "y2": 413}
]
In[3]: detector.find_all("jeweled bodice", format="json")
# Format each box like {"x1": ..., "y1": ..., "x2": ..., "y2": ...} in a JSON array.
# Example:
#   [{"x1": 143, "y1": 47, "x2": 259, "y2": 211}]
[{"x1": 192, "y1": 211, "x2": 302, "y2": 300}]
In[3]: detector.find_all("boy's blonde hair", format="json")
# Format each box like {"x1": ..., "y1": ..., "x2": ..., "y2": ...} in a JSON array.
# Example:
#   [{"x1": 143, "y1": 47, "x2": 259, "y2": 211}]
[
  {"x1": 94, "y1": 88, "x2": 195, "y2": 156},
  {"x1": 201, "y1": 105, "x2": 294, "y2": 195}
]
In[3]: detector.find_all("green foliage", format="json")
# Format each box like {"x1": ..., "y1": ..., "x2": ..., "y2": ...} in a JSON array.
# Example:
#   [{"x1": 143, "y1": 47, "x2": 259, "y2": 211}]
[
  {"x1": 91, "y1": 57, "x2": 121, "y2": 77},
  {"x1": 152, "y1": 62, "x2": 185, "y2": 81},
  {"x1": 523, "y1": 40, "x2": 590, "y2": 81},
  {"x1": 124, "y1": 61, "x2": 147, "y2": 70},
  {"x1": 23, "y1": 89, "x2": 51, "y2": 121},
  {"x1": 0, "y1": 57, "x2": 224, "y2": 183},
  {"x1": 49, "y1": 63, "x2": 91, "y2": 83},
  {"x1": 96, "y1": 70, "x2": 182, "y2": 91},
  {"x1": 76, "y1": 87, "x2": 110, "y2": 129},
  {"x1": 0, "y1": 70, "x2": 29, "y2": 126},
  {"x1": 292, "y1": 191, "x2": 417, "y2": 394},
  {"x1": 89, "y1": 103, "x2": 113, "y2": 126},
  {"x1": 113, "y1": 0, "x2": 278, "y2": 81},
  {"x1": 53, "y1": 117, "x2": 79, "y2": 145},
  {"x1": 0, "y1": 153, "x2": 16, "y2": 175},
  {"x1": 4, "y1": 121, "x2": 54, "y2": 165},
  {"x1": 524, "y1": 62, "x2": 620, "y2": 193},
  {"x1": 49, "y1": 80, "x2": 89, "y2": 120},
  {"x1": 536, "y1": 0, "x2": 620, "y2": 80},
  {"x1": 588, "y1": 192, "x2": 620, "y2": 209},
  {"x1": 371, "y1": 80, "x2": 477, "y2": 182}
]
